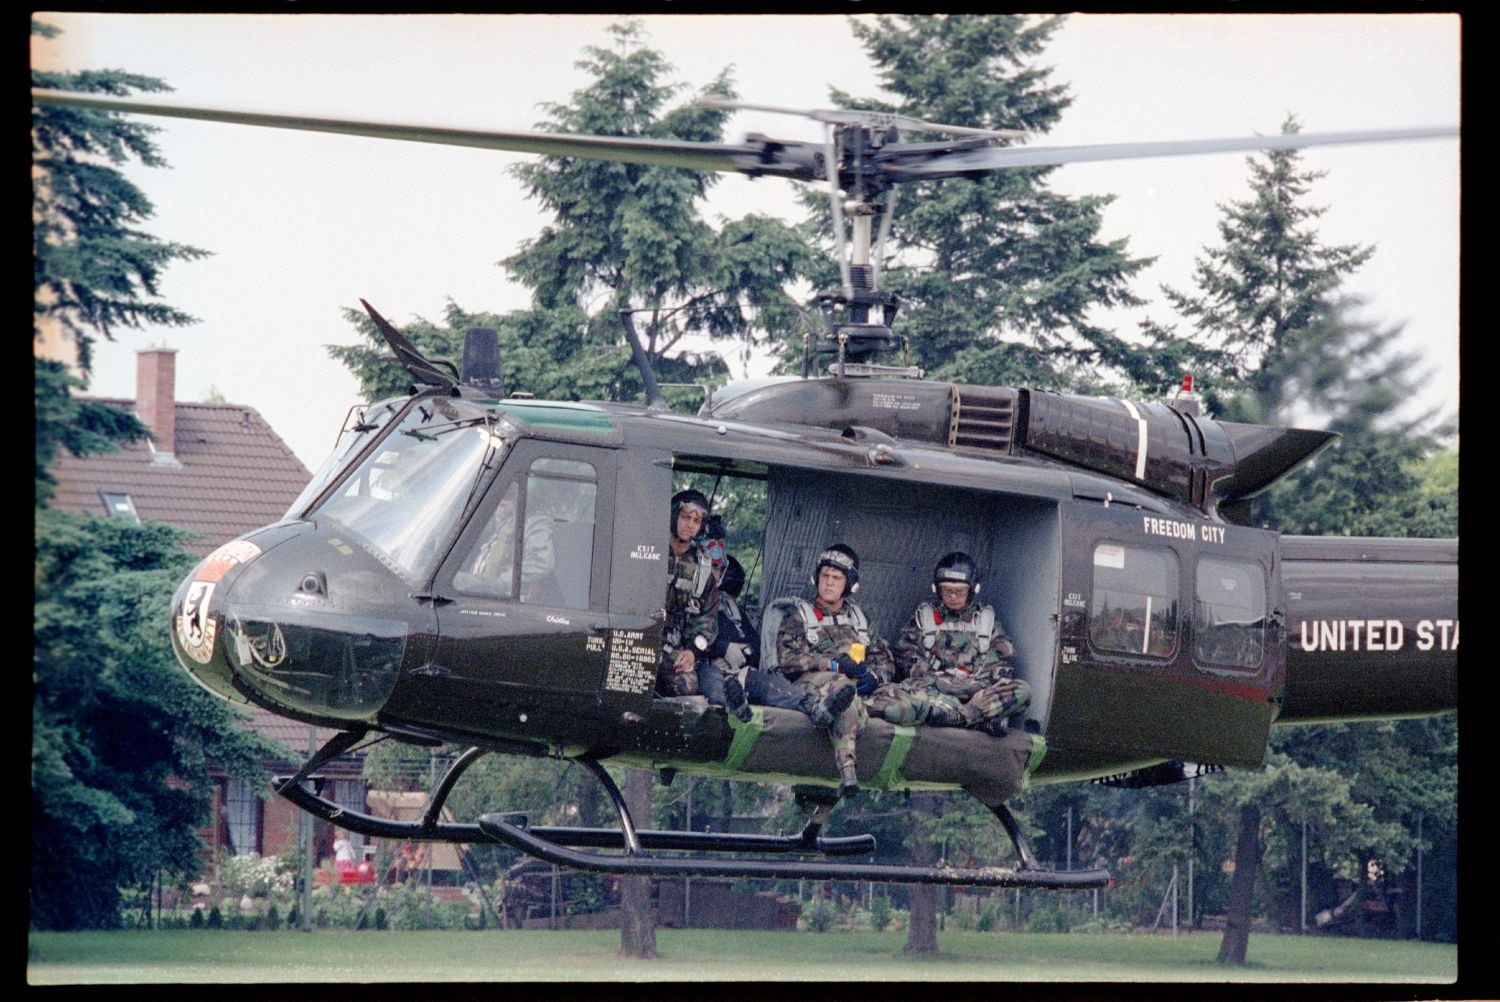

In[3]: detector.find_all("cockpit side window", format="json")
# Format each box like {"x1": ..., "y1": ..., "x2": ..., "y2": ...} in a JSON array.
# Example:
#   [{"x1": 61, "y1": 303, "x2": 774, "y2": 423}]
[
  {"x1": 452, "y1": 458, "x2": 597, "y2": 610},
  {"x1": 1089, "y1": 542, "x2": 1178, "y2": 658},
  {"x1": 1193, "y1": 557, "x2": 1266, "y2": 670},
  {"x1": 455, "y1": 482, "x2": 520, "y2": 599}
]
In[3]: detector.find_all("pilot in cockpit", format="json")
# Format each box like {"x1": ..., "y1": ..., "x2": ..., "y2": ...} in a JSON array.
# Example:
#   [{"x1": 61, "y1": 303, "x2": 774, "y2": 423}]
[{"x1": 463, "y1": 482, "x2": 557, "y2": 603}]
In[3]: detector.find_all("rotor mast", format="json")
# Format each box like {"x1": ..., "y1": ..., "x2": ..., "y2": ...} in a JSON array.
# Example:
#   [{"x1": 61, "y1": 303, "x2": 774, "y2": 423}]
[
  {"x1": 730, "y1": 102, "x2": 1023, "y2": 375},
  {"x1": 819, "y1": 117, "x2": 903, "y2": 373}
]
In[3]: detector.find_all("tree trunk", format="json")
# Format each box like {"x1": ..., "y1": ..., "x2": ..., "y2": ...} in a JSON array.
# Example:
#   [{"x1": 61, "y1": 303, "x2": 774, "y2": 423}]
[
  {"x1": 1217, "y1": 803, "x2": 1262, "y2": 965},
  {"x1": 618, "y1": 768, "x2": 657, "y2": 959},
  {"x1": 904, "y1": 793, "x2": 941, "y2": 955}
]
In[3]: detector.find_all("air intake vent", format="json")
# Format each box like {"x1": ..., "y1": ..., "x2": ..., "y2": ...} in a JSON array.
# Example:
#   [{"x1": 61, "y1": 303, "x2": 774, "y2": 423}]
[{"x1": 949, "y1": 386, "x2": 1017, "y2": 452}]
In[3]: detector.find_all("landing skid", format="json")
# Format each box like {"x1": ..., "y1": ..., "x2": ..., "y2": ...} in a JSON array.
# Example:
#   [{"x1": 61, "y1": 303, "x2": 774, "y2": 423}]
[{"x1": 276, "y1": 733, "x2": 1109, "y2": 891}]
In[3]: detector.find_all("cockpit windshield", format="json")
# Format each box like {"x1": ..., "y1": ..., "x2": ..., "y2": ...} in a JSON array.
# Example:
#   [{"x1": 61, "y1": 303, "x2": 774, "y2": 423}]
[
  {"x1": 285, "y1": 400, "x2": 403, "y2": 518},
  {"x1": 309, "y1": 398, "x2": 507, "y2": 581}
]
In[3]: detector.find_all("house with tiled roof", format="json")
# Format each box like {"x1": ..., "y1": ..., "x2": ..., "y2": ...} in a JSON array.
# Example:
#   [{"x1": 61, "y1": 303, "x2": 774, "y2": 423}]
[
  {"x1": 49, "y1": 346, "x2": 312, "y2": 556},
  {"x1": 47, "y1": 346, "x2": 369, "y2": 866}
]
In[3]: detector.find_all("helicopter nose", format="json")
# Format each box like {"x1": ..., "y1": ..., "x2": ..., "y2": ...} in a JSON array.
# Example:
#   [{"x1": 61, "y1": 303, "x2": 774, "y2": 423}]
[{"x1": 171, "y1": 525, "x2": 410, "y2": 723}]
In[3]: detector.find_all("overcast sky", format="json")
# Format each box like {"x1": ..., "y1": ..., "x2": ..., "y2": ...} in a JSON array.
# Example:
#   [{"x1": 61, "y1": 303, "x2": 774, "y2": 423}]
[{"x1": 34, "y1": 13, "x2": 1460, "y2": 470}]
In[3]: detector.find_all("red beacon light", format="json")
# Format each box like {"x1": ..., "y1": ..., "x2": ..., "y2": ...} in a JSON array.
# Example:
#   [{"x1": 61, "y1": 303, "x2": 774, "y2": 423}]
[{"x1": 1172, "y1": 373, "x2": 1201, "y2": 416}]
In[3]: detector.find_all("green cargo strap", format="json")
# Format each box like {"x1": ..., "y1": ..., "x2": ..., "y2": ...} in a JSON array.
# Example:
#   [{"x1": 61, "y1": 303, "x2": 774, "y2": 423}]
[
  {"x1": 1020, "y1": 733, "x2": 1048, "y2": 792},
  {"x1": 721, "y1": 706, "x2": 764, "y2": 771},
  {"x1": 873, "y1": 724, "x2": 917, "y2": 789}
]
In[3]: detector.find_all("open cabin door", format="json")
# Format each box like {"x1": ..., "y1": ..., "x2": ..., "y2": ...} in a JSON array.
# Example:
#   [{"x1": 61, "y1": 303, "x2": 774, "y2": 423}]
[
  {"x1": 598, "y1": 446, "x2": 674, "y2": 714},
  {"x1": 757, "y1": 467, "x2": 1063, "y2": 731}
]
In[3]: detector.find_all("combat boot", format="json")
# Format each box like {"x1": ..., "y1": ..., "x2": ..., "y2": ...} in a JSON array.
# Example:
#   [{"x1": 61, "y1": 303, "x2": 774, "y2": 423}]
[
  {"x1": 803, "y1": 682, "x2": 854, "y2": 729},
  {"x1": 980, "y1": 717, "x2": 1010, "y2": 737},
  {"x1": 723, "y1": 673, "x2": 752, "y2": 723},
  {"x1": 838, "y1": 759, "x2": 860, "y2": 799}
]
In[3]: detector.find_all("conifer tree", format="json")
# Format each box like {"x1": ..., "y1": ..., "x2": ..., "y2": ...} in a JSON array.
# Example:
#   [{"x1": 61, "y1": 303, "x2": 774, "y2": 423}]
[
  {"x1": 1154, "y1": 116, "x2": 1453, "y2": 534},
  {"x1": 32, "y1": 23, "x2": 207, "y2": 371},
  {"x1": 1150, "y1": 115, "x2": 1457, "y2": 963},
  {"x1": 32, "y1": 22, "x2": 275, "y2": 931},
  {"x1": 32, "y1": 19, "x2": 208, "y2": 500}
]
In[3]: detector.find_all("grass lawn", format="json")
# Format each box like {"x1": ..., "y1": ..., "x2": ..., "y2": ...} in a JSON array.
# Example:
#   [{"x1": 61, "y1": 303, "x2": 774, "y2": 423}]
[{"x1": 26, "y1": 928, "x2": 1458, "y2": 985}]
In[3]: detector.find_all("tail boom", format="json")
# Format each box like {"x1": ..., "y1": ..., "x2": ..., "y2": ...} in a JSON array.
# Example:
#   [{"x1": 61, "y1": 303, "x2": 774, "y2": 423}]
[{"x1": 1278, "y1": 536, "x2": 1457, "y2": 724}]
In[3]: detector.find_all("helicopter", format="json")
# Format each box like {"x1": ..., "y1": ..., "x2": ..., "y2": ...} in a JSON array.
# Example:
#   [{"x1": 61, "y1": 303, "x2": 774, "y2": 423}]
[{"x1": 32, "y1": 86, "x2": 1458, "y2": 892}]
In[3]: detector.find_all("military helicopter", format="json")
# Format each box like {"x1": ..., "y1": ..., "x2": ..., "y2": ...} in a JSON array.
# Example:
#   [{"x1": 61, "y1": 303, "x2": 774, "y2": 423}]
[{"x1": 33, "y1": 86, "x2": 1458, "y2": 891}]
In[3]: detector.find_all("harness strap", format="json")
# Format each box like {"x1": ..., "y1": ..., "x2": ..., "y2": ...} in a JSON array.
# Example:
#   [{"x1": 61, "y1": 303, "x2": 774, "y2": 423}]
[
  {"x1": 671, "y1": 550, "x2": 714, "y2": 614},
  {"x1": 919, "y1": 603, "x2": 997, "y2": 654},
  {"x1": 794, "y1": 598, "x2": 821, "y2": 645},
  {"x1": 798, "y1": 599, "x2": 871, "y2": 647}
]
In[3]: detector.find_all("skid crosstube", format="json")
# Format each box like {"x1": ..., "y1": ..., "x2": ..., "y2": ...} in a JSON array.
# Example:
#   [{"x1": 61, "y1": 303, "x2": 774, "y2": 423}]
[
  {"x1": 275, "y1": 774, "x2": 876, "y2": 857},
  {"x1": 275, "y1": 735, "x2": 1111, "y2": 891}
]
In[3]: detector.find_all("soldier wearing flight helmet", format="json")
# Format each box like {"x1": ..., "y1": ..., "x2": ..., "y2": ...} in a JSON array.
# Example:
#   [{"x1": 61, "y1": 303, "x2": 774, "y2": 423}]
[
  {"x1": 773, "y1": 543, "x2": 885, "y2": 797},
  {"x1": 659, "y1": 490, "x2": 750, "y2": 722},
  {"x1": 892, "y1": 551, "x2": 1029, "y2": 735},
  {"x1": 708, "y1": 534, "x2": 857, "y2": 733}
]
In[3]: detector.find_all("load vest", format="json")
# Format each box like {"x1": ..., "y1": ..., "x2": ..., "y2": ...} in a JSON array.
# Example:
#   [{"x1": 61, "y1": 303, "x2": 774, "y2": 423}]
[
  {"x1": 664, "y1": 545, "x2": 715, "y2": 651},
  {"x1": 669, "y1": 547, "x2": 714, "y2": 616},
  {"x1": 793, "y1": 598, "x2": 871, "y2": 648},
  {"x1": 915, "y1": 602, "x2": 997, "y2": 655}
]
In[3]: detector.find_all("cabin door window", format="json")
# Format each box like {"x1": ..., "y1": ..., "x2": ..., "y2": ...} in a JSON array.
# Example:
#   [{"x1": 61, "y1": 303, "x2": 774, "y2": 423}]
[
  {"x1": 1089, "y1": 542, "x2": 1179, "y2": 658},
  {"x1": 452, "y1": 458, "x2": 598, "y2": 611},
  {"x1": 1192, "y1": 557, "x2": 1267, "y2": 670}
]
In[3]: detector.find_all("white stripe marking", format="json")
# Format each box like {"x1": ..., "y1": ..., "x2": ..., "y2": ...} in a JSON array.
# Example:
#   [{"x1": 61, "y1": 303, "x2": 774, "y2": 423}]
[{"x1": 1120, "y1": 400, "x2": 1148, "y2": 480}]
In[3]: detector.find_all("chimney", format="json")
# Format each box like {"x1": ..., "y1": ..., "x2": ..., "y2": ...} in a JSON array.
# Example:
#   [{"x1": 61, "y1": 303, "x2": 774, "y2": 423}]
[{"x1": 136, "y1": 345, "x2": 178, "y2": 458}]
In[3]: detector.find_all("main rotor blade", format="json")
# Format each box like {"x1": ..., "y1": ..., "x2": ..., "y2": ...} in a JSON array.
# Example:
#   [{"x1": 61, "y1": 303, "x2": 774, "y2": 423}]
[
  {"x1": 890, "y1": 125, "x2": 1458, "y2": 177},
  {"x1": 35, "y1": 88, "x2": 1455, "y2": 186},
  {"x1": 31, "y1": 88, "x2": 772, "y2": 175}
]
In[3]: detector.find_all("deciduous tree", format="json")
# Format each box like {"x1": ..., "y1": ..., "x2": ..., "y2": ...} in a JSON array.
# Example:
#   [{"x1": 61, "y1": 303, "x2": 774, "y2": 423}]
[{"x1": 334, "y1": 21, "x2": 813, "y2": 410}]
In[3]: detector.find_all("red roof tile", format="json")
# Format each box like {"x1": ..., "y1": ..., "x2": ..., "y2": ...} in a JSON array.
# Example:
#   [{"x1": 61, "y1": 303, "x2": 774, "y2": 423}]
[{"x1": 50, "y1": 398, "x2": 314, "y2": 555}]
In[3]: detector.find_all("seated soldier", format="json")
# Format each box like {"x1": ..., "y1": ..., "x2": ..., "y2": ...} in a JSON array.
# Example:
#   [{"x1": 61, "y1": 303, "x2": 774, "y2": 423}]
[
  {"x1": 464, "y1": 482, "x2": 558, "y2": 603},
  {"x1": 777, "y1": 544, "x2": 975, "y2": 792},
  {"x1": 891, "y1": 551, "x2": 1031, "y2": 736},
  {"x1": 702, "y1": 526, "x2": 854, "y2": 730},
  {"x1": 658, "y1": 490, "x2": 750, "y2": 721},
  {"x1": 772, "y1": 543, "x2": 880, "y2": 797}
]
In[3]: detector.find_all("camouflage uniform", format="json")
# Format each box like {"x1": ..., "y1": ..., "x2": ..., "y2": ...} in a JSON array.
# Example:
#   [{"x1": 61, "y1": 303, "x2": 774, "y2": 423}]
[
  {"x1": 658, "y1": 541, "x2": 720, "y2": 698},
  {"x1": 891, "y1": 598, "x2": 1031, "y2": 732},
  {"x1": 773, "y1": 597, "x2": 869, "y2": 778}
]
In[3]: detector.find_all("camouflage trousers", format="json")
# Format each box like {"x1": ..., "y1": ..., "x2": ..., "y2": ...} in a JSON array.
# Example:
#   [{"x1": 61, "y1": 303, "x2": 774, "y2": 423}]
[
  {"x1": 865, "y1": 681, "x2": 968, "y2": 727},
  {"x1": 786, "y1": 670, "x2": 866, "y2": 771},
  {"x1": 871, "y1": 676, "x2": 1032, "y2": 728}
]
